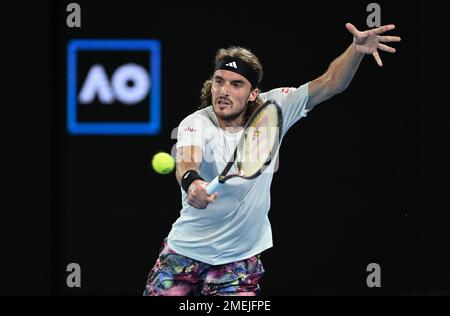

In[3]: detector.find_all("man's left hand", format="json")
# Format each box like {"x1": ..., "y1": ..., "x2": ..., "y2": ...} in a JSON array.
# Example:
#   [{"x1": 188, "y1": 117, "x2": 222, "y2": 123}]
[{"x1": 346, "y1": 23, "x2": 401, "y2": 67}]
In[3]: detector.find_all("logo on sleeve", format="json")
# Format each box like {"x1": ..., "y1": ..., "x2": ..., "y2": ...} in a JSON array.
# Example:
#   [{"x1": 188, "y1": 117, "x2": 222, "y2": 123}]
[{"x1": 183, "y1": 127, "x2": 197, "y2": 133}]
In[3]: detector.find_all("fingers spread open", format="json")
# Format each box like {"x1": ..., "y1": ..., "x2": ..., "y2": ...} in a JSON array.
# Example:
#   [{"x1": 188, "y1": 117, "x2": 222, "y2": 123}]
[
  {"x1": 373, "y1": 51, "x2": 383, "y2": 67},
  {"x1": 346, "y1": 23, "x2": 362, "y2": 37},
  {"x1": 376, "y1": 24, "x2": 396, "y2": 34},
  {"x1": 378, "y1": 35, "x2": 401, "y2": 43},
  {"x1": 378, "y1": 43, "x2": 396, "y2": 53},
  {"x1": 375, "y1": 24, "x2": 396, "y2": 35}
]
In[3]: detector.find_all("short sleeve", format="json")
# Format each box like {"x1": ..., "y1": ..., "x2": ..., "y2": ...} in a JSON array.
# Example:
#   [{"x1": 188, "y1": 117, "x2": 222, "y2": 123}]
[
  {"x1": 176, "y1": 114, "x2": 208, "y2": 150},
  {"x1": 260, "y1": 82, "x2": 310, "y2": 135}
]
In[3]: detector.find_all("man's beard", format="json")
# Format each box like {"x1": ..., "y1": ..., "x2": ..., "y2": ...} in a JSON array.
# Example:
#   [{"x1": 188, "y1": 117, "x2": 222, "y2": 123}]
[{"x1": 213, "y1": 104, "x2": 247, "y2": 122}]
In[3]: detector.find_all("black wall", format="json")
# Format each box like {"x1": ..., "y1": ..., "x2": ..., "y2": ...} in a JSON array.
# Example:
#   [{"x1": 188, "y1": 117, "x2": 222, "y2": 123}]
[{"x1": 3, "y1": 1, "x2": 449, "y2": 295}]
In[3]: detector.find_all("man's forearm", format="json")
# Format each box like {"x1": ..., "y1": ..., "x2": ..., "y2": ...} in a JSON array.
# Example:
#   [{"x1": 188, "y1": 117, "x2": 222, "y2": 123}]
[
  {"x1": 326, "y1": 43, "x2": 364, "y2": 94},
  {"x1": 176, "y1": 162, "x2": 200, "y2": 186},
  {"x1": 175, "y1": 146, "x2": 203, "y2": 186}
]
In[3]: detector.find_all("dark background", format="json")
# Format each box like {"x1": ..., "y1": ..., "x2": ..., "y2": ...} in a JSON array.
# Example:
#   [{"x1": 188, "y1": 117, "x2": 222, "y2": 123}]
[{"x1": 2, "y1": 1, "x2": 449, "y2": 296}]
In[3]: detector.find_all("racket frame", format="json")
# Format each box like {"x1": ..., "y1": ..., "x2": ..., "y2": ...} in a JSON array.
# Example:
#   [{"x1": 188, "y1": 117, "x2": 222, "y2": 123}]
[{"x1": 218, "y1": 99, "x2": 283, "y2": 184}]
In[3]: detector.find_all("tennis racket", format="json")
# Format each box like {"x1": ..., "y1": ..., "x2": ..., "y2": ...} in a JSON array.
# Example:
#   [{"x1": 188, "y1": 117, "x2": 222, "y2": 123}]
[{"x1": 206, "y1": 99, "x2": 283, "y2": 195}]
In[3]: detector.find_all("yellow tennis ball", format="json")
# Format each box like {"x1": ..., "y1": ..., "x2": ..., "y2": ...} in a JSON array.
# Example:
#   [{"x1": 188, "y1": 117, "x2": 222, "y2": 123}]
[{"x1": 151, "y1": 152, "x2": 175, "y2": 175}]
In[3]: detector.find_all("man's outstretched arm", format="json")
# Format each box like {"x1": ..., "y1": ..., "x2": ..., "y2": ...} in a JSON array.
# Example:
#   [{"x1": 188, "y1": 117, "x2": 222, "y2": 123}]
[{"x1": 307, "y1": 23, "x2": 401, "y2": 110}]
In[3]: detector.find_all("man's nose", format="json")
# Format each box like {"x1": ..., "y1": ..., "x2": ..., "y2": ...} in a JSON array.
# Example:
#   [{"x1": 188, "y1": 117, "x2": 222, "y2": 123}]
[{"x1": 220, "y1": 82, "x2": 229, "y2": 96}]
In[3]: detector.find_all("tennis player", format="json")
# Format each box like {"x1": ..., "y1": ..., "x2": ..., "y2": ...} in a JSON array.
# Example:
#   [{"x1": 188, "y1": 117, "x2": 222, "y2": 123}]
[{"x1": 144, "y1": 23, "x2": 401, "y2": 296}]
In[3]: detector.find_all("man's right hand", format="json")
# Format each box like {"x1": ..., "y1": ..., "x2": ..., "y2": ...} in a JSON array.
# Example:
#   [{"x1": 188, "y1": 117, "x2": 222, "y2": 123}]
[{"x1": 187, "y1": 179, "x2": 218, "y2": 209}]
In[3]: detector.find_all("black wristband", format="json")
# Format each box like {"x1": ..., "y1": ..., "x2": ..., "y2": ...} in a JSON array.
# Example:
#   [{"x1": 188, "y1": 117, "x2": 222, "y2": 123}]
[{"x1": 181, "y1": 170, "x2": 204, "y2": 193}]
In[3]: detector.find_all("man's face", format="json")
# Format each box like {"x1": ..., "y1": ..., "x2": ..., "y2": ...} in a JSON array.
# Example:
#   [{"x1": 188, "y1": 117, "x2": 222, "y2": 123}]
[{"x1": 211, "y1": 70, "x2": 259, "y2": 123}]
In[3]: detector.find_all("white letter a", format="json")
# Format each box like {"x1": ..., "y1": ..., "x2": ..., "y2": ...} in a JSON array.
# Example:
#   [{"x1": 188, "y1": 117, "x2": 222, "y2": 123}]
[
  {"x1": 66, "y1": 3, "x2": 81, "y2": 28},
  {"x1": 66, "y1": 263, "x2": 81, "y2": 288},
  {"x1": 366, "y1": 263, "x2": 381, "y2": 288},
  {"x1": 366, "y1": 3, "x2": 381, "y2": 28}
]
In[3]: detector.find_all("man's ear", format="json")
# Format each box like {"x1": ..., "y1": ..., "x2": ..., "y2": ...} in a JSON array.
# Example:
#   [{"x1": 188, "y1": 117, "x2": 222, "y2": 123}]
[{"x1": 249, "y1": 88, "x2": 260, "y2": 102}]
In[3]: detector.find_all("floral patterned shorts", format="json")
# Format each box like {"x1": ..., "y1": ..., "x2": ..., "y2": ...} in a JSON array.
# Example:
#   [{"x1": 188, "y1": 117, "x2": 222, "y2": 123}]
[{"x1": 143, "y1": 238, "x2": 265, "y2": 296}]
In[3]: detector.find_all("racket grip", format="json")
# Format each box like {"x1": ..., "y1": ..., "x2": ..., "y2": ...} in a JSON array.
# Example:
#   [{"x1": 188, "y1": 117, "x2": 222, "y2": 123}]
[{"x1": 206, "y1": 176, "x2": 221, "y2": 195}]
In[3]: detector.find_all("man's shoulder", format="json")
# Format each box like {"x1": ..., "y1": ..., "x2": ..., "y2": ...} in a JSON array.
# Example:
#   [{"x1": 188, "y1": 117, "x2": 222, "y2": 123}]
[
  {"x1": 260, "y1": 85, "x2": 305, "y2": 99},
  {"x1": 260, "y1": 83, "x2": 310, "y2": 105},
  {"x1": 180, "y1": 106, "x2": 216, "y2": 126}
]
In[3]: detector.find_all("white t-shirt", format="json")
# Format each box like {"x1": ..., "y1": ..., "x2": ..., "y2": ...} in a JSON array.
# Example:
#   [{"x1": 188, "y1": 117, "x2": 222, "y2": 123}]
[{"x1": 167, "y1": 82, "x2": 310, "y2": 265}]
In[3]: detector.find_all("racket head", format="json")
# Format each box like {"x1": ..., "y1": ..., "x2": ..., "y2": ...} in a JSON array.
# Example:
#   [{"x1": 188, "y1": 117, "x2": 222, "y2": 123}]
[{"x1": 220, "y1": 100, "x2": 283, "y2": 182}]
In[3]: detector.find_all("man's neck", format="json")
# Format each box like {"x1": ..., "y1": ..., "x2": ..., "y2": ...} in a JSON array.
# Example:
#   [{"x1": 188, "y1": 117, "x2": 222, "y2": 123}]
[{"x1": 217, "y1": 115, "x2": 245, "y2": 134}]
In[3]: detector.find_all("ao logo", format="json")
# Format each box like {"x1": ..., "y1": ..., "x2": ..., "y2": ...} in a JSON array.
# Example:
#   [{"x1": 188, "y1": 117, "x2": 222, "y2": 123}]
[
  {"x1": 67, "y1": 39, "x2": 161, "y2": 135},
  {"x1": 79, "y1": 63, "x2": 150, "y2": 105}
]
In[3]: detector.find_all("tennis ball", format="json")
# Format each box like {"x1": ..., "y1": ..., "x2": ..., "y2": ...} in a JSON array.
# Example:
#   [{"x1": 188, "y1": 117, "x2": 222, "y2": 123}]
[{"x1": 151, "y1": 152, "x2": 175, "y2": 175}]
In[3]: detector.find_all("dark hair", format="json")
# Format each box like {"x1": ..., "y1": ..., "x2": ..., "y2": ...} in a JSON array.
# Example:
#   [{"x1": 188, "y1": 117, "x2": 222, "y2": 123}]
[{"x1": 199, "y1": 46, "x2": 264, "y2": 122}]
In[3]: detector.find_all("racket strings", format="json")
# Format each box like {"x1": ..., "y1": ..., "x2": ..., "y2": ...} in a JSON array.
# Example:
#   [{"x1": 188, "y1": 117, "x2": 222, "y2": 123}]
[{"x1": 237, "y1": 105, "x2": 281, "y2": 177}]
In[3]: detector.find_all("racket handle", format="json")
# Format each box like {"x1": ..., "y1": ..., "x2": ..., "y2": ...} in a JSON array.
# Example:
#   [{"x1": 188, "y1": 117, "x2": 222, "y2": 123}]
[{"x1": 206, "y1": 176, "x2": 221, "y2": 195}]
